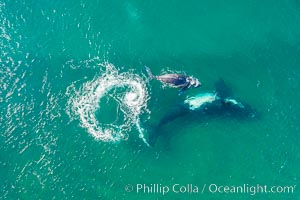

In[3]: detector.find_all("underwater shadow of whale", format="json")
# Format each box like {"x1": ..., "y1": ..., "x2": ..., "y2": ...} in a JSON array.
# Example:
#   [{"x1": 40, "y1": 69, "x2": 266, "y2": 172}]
[{"x1": 148, "y1": 79, "x2": 260, "y2": 146}]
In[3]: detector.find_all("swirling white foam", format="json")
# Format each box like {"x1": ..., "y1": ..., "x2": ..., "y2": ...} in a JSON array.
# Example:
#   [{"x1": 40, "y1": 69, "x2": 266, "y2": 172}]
[{"x1": 67, "y1": 63, "x2": 150, "y2": 145}]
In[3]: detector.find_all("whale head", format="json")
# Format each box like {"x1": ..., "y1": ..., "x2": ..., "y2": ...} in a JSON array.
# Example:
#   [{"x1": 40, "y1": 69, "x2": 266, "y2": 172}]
[{"x1": 189, "y1": 77, "x2": 201, "y2": 88}]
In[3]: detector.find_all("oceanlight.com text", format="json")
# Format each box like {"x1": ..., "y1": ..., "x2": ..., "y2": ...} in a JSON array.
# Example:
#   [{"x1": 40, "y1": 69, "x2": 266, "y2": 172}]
[
  {"x1": 207, "y1": 184, "x2": 296, "y2": 195},
  {"x1": 124, "y1": 183, "x2": 296, "y2": 196}
]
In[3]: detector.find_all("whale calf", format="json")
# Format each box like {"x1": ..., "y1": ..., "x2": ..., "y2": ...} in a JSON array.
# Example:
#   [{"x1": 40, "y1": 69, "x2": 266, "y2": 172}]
[{"x1": 145, "y1": 66, "x2": 201, "y2": 94}]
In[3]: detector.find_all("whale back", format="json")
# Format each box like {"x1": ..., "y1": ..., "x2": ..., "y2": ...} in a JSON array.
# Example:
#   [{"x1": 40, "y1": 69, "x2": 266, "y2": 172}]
[{"x1": 156, "y1": 74, "x2": 187, "y2": 85}]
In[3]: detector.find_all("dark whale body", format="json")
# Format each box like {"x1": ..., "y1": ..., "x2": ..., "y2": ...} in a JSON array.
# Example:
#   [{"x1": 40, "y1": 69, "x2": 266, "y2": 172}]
[{"x1": 148, "y1": 79, "x2": 259, "y2": 146}]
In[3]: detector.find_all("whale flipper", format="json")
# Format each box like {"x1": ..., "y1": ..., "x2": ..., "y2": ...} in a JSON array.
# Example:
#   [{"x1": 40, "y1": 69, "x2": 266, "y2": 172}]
[{"x1": 214, "y1": 78, "x2": 233, "y2": 99}]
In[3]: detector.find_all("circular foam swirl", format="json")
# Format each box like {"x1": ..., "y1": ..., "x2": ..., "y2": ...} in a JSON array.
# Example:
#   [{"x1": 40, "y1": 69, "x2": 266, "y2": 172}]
[{"x1": 67, "y1": 63, "x2": 150, "y2": 144}]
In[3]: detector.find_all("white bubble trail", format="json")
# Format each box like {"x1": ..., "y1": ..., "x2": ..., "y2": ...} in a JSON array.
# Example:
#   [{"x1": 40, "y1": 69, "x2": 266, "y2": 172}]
[{"x1": 67, "y1": 63, "x2": 150, "y2": 145}]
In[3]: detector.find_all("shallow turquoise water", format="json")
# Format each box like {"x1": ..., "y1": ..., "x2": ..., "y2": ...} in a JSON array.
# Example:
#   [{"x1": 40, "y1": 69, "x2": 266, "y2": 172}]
[{"x1": 1, "y1": 0, "x2": 300, "y2": 199}]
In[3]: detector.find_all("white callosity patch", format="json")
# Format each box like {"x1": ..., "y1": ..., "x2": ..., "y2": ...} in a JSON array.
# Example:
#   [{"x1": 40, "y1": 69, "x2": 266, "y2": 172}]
[
  {"x1": 184, "y1": 93, "x2": 246, "y2": 111},
  {"x1": 184, "y1": 93, "x2": 219, "y2": 110},
  {"x1": 67, "y1": 63, "x2": 150, "y2": 144}
]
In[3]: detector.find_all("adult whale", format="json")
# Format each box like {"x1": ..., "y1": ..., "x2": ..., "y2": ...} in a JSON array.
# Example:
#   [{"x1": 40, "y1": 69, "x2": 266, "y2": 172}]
[
  {"x1": 145, "y1": 67, "x2": 201, "y2": 94},
  {"x1": 147, "y1": 79, "x2": 259, "y2": 146}
]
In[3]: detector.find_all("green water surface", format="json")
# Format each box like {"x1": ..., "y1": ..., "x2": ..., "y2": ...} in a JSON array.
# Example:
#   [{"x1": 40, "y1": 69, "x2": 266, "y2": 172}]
[{"x1": 1, "y1": 0, "x2": 300, "y2": 199}]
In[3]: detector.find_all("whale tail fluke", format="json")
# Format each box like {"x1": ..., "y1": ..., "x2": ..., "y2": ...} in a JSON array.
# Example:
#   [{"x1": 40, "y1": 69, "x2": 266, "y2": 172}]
[
  {"x1": 148, "y1": 125, "x2": 159, "y2": 147},
  {"x1": 141, "y1": 122, "x2": 159, "y2": 147},
  {"x1": 148, "y1": 105, "x2": 189, "y2": 146},
  {"x1": 145, "y1": 66, "x2": 155, "y2": 80}
]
